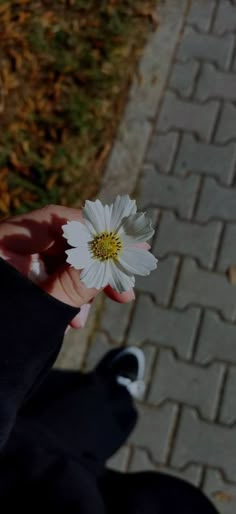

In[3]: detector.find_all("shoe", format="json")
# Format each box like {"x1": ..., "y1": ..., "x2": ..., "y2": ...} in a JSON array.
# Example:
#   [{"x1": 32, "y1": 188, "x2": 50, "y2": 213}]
[{"x1": 97, "y1": 347, "x2": 146, "y2": 400}]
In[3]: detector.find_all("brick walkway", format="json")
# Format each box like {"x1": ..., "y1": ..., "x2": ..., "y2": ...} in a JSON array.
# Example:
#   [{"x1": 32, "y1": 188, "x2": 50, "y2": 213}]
[{"x1": 84, "y1": 2, "x2": 236, "y2": 512}]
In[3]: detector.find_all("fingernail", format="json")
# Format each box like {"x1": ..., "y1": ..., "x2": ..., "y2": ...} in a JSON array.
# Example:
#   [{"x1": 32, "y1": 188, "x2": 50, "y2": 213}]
[
  {"x1": 65, "y1": 326, "x2": 72, "y2": 335},
  {"x1": 78, "y1": 303, "x2": 91, "y2": 327}
]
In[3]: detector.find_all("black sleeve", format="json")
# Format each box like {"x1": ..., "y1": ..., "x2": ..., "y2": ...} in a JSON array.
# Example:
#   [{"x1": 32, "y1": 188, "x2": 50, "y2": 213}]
[{"x1": 0, "y1": 257, "x2": 79, "y2": 452}]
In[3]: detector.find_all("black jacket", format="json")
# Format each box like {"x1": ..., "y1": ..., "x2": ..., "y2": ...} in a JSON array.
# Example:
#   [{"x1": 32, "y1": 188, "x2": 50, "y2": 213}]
[{"x1": 0, "y1": 257, "x2": 106, "y2": 513}]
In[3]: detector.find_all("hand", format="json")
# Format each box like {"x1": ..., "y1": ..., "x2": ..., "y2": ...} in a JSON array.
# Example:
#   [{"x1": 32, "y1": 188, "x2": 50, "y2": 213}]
[{"x1": 0, "y1": 204, "x2": 135, "y2": 328}]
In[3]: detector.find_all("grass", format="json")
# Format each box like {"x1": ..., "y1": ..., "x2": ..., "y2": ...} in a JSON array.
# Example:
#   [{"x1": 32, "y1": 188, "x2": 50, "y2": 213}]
[{"x1": 0, "y1": 0, "x2": 157, "y2": 218}]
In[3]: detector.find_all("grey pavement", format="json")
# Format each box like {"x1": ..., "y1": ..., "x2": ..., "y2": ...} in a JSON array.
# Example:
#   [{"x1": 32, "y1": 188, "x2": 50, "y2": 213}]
[{"x1": 59, "y1": 1, "x2": 236, "y2": 513}]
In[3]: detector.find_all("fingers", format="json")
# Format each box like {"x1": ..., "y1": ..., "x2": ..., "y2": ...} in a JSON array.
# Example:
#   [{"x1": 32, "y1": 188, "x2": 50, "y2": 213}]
[
  {"x1": 69, "y1": 303, "x2": 92, "y2": 328},
  {"x1": 104, "y1": 284, "x2": 135, "y2": 303},
  {"x1": 0, "y1": 204, "x2": 83, "y2": 255},
  {"x1": 42, "y1": 264, "x2": 100, "y2": 308}
]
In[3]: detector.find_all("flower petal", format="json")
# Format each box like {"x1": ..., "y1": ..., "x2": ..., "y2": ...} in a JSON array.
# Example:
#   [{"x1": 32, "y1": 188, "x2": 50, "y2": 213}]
[
  {"x1": 119, "y1": 212, "x2": 154, "y2": 243},
  {"x1": 66, "y1": 246, "x2": 92, "y2": 269},
  {"x1": 118, "y1": 247, "x2": 158, "y2": 276},
  {"x1": 83, "y1": 199, "x2": 111, "y2": 235},
  {"x1": 62, "y1": 221, "x2": 91, "y2": 247},
  {"x1": 110, "y1": 195, "x2": 137, "y2": 232},
  {"x1": 80, "y1": 260, "x2": 109, "y2": 289},
  {"x1": 108, "y1": 260, "x2": 135, "y2": 293}
]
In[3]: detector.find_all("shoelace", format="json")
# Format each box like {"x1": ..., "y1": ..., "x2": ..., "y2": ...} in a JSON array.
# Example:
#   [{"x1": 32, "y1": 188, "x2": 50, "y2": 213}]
[{"x1": 117, "y1": 376, "x2": 145, "y2": 399}]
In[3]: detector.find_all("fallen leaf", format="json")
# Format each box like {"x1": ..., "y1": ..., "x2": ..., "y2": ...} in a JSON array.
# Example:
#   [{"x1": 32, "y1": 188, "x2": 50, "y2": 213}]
[
  {"x1": 228, "y1": 266, "x2": 236, "y2": 284},
  {"x1": 135, "y1": 6, "x2": 159, "y2": 28},
  {"x1": 46, "y1": 173, "x2": 59, "y2": 190},
  {"x1": 212, "y1": 491, "x2": 233, "y2": 503}
]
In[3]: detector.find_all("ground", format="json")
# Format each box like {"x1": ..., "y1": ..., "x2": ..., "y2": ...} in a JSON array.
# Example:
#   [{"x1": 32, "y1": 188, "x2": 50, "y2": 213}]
[
  {"x1": 0, "y1": 0, "x2": 156, "y2": 218},
  {"x1": 58, "y1": 1, "x2": 236, "y2": 513}
]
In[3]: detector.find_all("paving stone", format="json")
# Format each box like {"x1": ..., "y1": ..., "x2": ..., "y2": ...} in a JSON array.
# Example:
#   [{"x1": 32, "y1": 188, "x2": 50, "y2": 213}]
[
  {"x1": 196, "y1": 63, "x2": 236, "y2": 102},
  {"x1": 146, "y1": 132, "x2": 179, "y2": 173},
  {"x1": 215, "y1": 102, "x2": 236, "y2": 144},
  {"x1": 204, "y1": 469, "x2": 236, "y2": 514},
  {"x1": 187, "y1": 0, "x2": 216, "y2": 32},
  {"x1": 174, "y1": 133, "x2": 236, "y2": 185},
  {"x1": 220, "y1": 366, "x2": 236, "y2": 425},
  {"x1": 217, "y1": 224, "x2": 236, "y2": 272},
  {"x1": 100, "y1": 297, "x2": 133, "y2": 344},
  {"x1": 137, "y1": 344, "x2": 157, "y2": 401},
  {"x1": 169, "y1": 61, "x2": 199, "y2": 98},
  {"x1": 56, "y1": 328, "x2": 88, "y2": 370},
  {"x1": 127, "y1": 295, "x2": 201, "y2": 359},
  {"x1": 171, "y1": 407, "x2": 236, "y2": 482},
  {"x1": 196, "y1": 178, "x2": 236, "y2": 222},
  {"x1": 174, "y1": 258, "x2": 236, "y2": 321},
  {"x1": 149, "y1": 349, "x2": 224, "y2": 420},
  {"x1": 157, "y1": 92, "x2": 219, "y2": 142},
  {"x1": 84, "y1": 332, "x2": 117, "y2": 372},
  {"x1": 233, "y1": 54, "x2": 236, "y2": 73},
  {"x1": 139, "y1": 165, "x2": 199, "y2": 218},
  {"x1": 129, "y1": 447, "x2": 202, "y2": 486},
  {"x1": 107, "y1": 446, "x2": 131, "y2": 472},
  {"x1": 154, "y1": 211, "x2": 222, "y2": 268},
  {"x1": 214, "y1": 0, "x2": 236, "y2": 36},
  {"x1": 136, "y1": 256, "x2": 179, "y2": 306},
  {"x1": 195, "y1": 311, "x2": 236, "y2": 365},
  {"x1": 129, "y1": 403, "x2": 178, "y2": 464},
  {"x1": 177, "y1": 27, "x2": 234, "y2": 70}
]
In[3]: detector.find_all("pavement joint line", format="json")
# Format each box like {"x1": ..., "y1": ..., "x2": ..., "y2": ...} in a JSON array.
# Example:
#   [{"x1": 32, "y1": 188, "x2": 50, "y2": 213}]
[
  {"x1": 165, "y1": 405, "x2": 182, "y2": 466},
  {"x1": 212, "y1": 222, "x2": 225, "y2": 269},
  {"x1": 188, "y1": 308, "x2": 204, "y2": 361},
  {"x1": 214, "y1": 365, "x2": 229, "y2": 423},
  {"x1": 167, "y1": 257, "x2": 182, "y2": 307}
]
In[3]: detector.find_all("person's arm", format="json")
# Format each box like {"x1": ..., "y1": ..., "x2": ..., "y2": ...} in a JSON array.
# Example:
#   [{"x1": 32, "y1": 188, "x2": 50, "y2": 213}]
[{"x1": 0, "y1": 257, "x2": 79, "y2": 452}]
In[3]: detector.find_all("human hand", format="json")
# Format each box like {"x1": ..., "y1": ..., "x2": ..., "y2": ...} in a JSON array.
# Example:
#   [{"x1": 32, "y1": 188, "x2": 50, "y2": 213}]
[{"x1": 0, "y1": 204, "x2": 135, "y2": 328}]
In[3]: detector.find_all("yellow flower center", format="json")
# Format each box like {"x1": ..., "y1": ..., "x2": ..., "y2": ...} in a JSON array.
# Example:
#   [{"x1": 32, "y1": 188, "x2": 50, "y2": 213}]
[{"x1": 89, "y1": 231, "x2": 123, "y2": 261}]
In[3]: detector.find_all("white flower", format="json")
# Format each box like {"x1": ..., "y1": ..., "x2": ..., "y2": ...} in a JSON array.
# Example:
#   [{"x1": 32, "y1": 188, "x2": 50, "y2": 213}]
[{"x1": 62, "y1": 195, "x2": 157, "y2": 293}]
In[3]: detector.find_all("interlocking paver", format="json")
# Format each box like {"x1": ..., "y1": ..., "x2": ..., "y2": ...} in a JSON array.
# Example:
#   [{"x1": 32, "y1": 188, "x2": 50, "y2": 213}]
[
  {"x1": 146, "y1": 132, "x2": 179, "y2": 173},
  {"x1": 177, "y1": 27, "x2": 234, "y2": 70},
  {"x1": 84, "y1": 332, "x2": 116, "y2": 372},
  {"x1": 148, "y1": 349, "x2": 224, "y2": 420},
  {"x1": 127, "y1": 295, "x2": 201, "y2": 359},
  {"x1": 156, "y1": 92, "x2": 219, "y2": 142},
  {"x1": 81, "y1": 0, "x2": 236, "y2": 496},
  {"x1": 174, "y1": 133, "x2": 236, "y2": 185},
  {"x1": 154, "y1": 211, "x2": 222, "y2": 268},
  {"x1": 214, "y1": 0, "x2": 236, "y2": 36},
  {"x1": 219, "y1": 366, "x2": 236, "y2": 425},
  {"x1": 169, "y1": 61, "x2": 199, "y2": 98},
  {"x1": 187, "y1": 0, "x2": 216, "y2": 33},
  {"x1": 137, "y1": 344, "x2": 157, "y2": 401},
  {"x1": 215, "y1": 102, "x2": 236, "y2": 144},
  {"x1": 129, "y1": 447, "x2": 202, "y2": 486},
  {"x1": 107, "y1": 446, "x2": 130, "y2": 472},
  {"x1": 174, "y1": 258, "x2": 236, "y2": 321},
  {"x1": 217, "y1": 224, "x2": 236, "y2": 272},
  {"x1": 139, "y1": 165, "x2": 199, "y2": 218},
  {"x1": 136, "y1": 256, "x2": 179, "y2": 306},
  {"x1": 204, "y1": 469, "x2": 236, "y2": 514},
  {"x1": 129, "y1": 403, "x2": 178, "y2": 464},
  {"x1": 196, "y1": 63, "x2": 236, "y2": 102},
  {"x1": 195, "y1": 311, "x2": 236, "y2": 365},
  {"x1": 196, "y1": 178, "x2": 236, "y2": 222},
  {"x1": 171, "y1": 407, "x2": 236, "y2": 481},
  {"x1": 100, "y1": 297, "x2": 133, "y2": 344}
]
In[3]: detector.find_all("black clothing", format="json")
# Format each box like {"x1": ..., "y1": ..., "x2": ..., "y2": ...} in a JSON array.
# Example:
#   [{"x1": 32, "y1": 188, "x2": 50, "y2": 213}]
[{"x1": 0, "y1": 258, "x2": 218, "y2": 513}]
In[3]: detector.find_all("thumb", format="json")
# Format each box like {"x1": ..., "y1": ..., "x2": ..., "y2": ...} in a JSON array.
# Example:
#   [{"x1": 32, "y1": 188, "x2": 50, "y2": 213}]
[{"x1": 41, "y1": 264, "x2": 100, "y2": 308}]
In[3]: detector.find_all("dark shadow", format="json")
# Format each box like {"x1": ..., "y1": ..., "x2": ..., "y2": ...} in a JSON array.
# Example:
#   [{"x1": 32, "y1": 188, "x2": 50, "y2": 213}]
[{"x1": 0, "y1": 213, "x2": 71, "y2": 278}]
